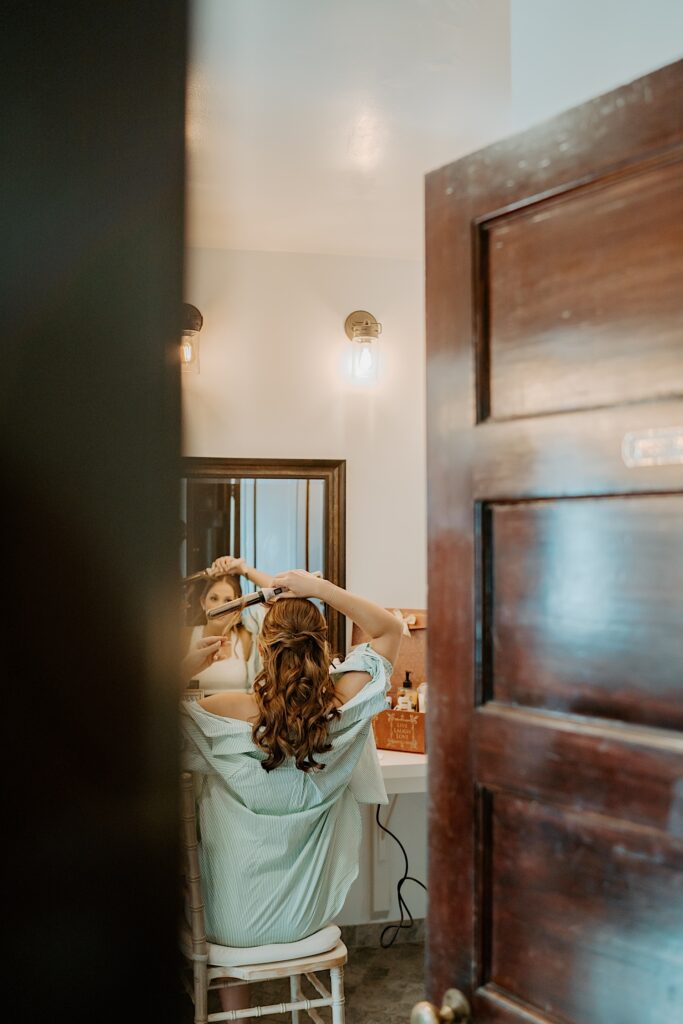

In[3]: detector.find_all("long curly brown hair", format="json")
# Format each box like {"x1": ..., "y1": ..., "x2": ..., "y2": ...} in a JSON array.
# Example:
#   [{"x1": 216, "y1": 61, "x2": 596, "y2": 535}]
[{"x1": 252, "y1": 598, "x2": 340, "y2": 772}]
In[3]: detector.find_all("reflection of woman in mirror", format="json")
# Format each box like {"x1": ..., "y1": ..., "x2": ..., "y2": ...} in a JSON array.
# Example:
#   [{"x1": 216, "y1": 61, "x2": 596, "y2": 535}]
[
  {"x1": 180, "y1": 570, "x2": 402, "y2": 1021},
  {"x1": 183, "y1": 555, "x2": 276, "y2": 692}
]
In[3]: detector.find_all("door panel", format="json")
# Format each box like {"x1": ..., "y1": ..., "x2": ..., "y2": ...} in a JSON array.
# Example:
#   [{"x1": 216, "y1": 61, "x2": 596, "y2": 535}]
[
  {"x1": 425, "y1": 58, "x2": 683, "y2": 1023},
  {"x1": 475, "y1": 705, "x2": 683, "y2": 833},
  {"x1": 489, "y1": 795, "x2": 683, "y2": 1022},
  {"x1": 484, "y1": 158, "x2": 683, "y2": 420},
  {"x1": 486, "y1": 495, "x2": 683, "y2": 728}
]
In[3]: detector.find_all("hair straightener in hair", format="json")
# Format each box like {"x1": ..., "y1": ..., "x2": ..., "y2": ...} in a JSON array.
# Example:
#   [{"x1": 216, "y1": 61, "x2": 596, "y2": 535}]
[
  {"x1": 205, "y1": 571, "x2": 322, "y2": 620},
  {"x1": 206, "y1": 587, "x2": 285, "y2": 619}
]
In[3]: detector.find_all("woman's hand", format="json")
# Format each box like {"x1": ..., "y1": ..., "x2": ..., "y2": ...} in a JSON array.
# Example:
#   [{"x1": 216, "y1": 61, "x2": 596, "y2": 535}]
[
  {"x1": 210, "y1": 555, "x2": 246, "y2": 577},
  {"x1": 270, "y1": 569, "x2": 325, "y2": 601},
  {"x1": 210, "y1": 556, "x2": 278, "y2": 590},
  {"x1": 181, "y1": 635, "x2": 228, "y2": 681}
]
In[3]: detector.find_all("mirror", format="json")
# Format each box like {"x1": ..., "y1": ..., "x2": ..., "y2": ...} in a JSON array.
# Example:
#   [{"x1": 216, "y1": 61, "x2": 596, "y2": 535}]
[{"x1": 180, "y1": 457, "x2": 346, "y2": 658}]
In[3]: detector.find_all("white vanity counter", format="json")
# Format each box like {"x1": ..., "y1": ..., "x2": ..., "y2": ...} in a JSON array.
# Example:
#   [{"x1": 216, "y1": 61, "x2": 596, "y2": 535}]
[{"x1": 377, "y1": 748, "x2": 427, "y2": 795}]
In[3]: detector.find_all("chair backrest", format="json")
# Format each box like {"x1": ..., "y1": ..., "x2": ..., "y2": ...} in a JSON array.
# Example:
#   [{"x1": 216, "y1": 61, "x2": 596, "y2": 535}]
[{"x1": 180, "y1": 771, "x2": 209, "y2": 962}]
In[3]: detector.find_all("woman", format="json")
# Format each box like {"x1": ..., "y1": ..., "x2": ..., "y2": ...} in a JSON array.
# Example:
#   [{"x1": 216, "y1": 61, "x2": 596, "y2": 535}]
[
  {"x1": 183, "y1": 555, "x2": 275, "y2": 692},
  {"x1": 180, "y1": 570, "x2": 402, "y2": 1016}
]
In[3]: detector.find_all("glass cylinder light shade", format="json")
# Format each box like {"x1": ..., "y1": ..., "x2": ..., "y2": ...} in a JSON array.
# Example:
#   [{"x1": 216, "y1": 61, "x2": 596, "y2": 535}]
[
  {"x1": 344, "y1": 310, "x2": 382, "y2": 383},
  {"x1": 351, "y1": 333, "x2": 377, "y2": 380},
  {"x1": 181, "y1": 304, "x2": 203, "y2": 374},
  {"x1": 180, "y1": 330, "x2": 200, "y2": 372}
]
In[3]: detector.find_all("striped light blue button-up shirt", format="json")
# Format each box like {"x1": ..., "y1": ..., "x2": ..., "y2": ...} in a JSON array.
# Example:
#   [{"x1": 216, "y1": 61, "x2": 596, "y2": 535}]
[{"x1": 180, "y1": 643, "x2": 392, "y2": 947}]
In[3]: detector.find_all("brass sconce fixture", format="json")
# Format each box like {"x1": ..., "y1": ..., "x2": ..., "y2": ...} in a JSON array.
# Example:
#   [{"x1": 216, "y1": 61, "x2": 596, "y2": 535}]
[{"x1": 344, "y1": 310, "x2": 382, "y2": 380}]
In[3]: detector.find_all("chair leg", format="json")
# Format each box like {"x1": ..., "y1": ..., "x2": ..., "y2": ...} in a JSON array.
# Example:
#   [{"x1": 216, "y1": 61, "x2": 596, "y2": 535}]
[
  {"x1": 330, "y1": 965, "x2": 345, "y2": 1024},
  {"x1": 194, "y1": 961, "x2": 208, "y2": 1024},
  {"x1": 290, "y1": 973, "x2": 302, "y2": 1023}
]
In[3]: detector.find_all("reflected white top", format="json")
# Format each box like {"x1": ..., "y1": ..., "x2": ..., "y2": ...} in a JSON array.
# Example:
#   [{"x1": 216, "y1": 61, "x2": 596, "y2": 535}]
[{"x1": 190, "y1": 625, "x2": 248, "y2": 691}]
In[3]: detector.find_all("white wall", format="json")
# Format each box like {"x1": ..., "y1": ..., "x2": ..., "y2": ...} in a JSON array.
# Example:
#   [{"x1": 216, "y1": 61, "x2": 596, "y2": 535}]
[
  {"x1": 183, "y1": 247, "x2": 426, "y2": 610},
  {"x1": 336, "y1": 798, "x2": 427, "y2": 927},
  {"x1": 511, "y1": 0, "x2": 683, "y2": 131}
]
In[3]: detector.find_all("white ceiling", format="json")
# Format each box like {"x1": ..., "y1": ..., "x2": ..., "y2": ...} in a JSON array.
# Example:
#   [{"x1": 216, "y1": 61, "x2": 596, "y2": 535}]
[{"x1": 187, "y1": 0, "x2": 512, "y2": 259}]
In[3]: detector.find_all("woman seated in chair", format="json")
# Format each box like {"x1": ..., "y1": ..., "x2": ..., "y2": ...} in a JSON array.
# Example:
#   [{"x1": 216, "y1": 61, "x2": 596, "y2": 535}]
[
  {"x1": 180, "y1": 570, "x2": 402, "y2": 1018},
  {"x1": 182, "y1": 555, "x2": 275, "y2": 693}
]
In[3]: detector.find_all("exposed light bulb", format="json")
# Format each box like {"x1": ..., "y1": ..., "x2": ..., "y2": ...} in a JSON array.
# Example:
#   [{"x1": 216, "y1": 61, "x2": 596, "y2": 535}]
[
  {"x1": 358, "y1": 346, "x2": 372, "y2": 374},
  {"x1": 351, "y1": 337, "x2": 377, "y2": 380},
  {"x1": 180, "y1": 331, "x2": 199, "y2": 372}
]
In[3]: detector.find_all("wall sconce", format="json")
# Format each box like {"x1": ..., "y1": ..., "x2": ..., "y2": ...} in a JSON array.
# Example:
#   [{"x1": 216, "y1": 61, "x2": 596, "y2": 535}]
[
  {"x1": 344, "y1": 310, "x2": 382, "y2": 380},
  {"x1": 181, "y1": 303, "x2": 203, "y2": 373}
]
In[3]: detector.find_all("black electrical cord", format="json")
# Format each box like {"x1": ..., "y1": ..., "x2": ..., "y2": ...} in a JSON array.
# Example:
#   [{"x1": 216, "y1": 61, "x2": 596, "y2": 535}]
[{"x1": 375, "y1": 804, "x2": 427, "y2": 948}]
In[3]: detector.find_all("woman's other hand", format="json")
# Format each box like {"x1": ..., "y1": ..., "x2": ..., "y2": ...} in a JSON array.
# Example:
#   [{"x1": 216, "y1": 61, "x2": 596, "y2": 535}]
[
  {"x1": 270, "y1": 570, "x2": 325, "y2": 601},
  {"x1": 210, "y1": 555, "x2": 246, "y2": 577},
  {"x1": 181, "y1": 635, "x2": 228, "y2": 681}
]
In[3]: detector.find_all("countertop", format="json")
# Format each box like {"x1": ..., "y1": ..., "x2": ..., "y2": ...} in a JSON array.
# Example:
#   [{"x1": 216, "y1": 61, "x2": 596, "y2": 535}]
[{"x1": 376, "y1": 748, "x2": 427, "y2": 794}]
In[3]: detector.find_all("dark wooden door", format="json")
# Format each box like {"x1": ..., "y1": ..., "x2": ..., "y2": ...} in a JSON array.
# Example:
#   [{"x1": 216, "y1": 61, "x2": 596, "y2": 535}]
[
  {"x1": 425, "y1": 59, "x2": 683, "y2": 1024},
  {"x1": 3, "y1": 4, "x2": 185, "y2": 1021}
]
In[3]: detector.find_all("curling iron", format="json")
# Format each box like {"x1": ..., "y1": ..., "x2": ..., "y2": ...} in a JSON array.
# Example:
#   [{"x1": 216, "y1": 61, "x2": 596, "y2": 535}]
[
  {"x1": 206, "y1": 571, "x2": 322, "y2": 620},
  {"x1": 206, "y1": 587, "x2": 284, "y2": 619}
]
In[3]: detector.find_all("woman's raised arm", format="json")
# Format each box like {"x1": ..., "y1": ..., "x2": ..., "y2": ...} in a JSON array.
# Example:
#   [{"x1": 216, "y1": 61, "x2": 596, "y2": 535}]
[{"x1": 210, "y1": 555, "x2": 274, "y2": 590}]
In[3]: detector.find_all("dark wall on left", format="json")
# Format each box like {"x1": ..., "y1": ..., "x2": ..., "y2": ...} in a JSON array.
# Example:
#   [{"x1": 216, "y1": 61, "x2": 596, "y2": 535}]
[{"x1": 1, "y1": 3, "x2": 186, "y2": 1020}]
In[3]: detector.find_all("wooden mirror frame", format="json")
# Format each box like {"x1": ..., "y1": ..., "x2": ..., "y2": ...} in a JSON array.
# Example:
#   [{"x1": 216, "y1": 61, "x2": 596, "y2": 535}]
[{"x1": 181, "y1": 457, "x2": 347, "y2": 656}]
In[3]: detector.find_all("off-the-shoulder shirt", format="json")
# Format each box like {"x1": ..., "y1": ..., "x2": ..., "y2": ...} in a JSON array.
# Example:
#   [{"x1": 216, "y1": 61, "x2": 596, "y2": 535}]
[{"x1": 179, "y1": 642, "x2": 392, "y2": 947}]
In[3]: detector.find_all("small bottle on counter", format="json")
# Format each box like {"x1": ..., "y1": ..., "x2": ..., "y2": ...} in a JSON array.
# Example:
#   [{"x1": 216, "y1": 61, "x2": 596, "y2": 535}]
[
  {"x1": 417, "y1": 681, "x2": 428, "y2": 714},
  {"x1": 396, "y1": 670, "x2": 418, "y2": 711}
]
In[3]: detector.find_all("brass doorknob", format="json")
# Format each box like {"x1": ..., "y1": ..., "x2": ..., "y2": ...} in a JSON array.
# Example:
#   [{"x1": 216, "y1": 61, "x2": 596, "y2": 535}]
[{"x1": 411, "y1": 988, "x2": 471, "y2": 1023}]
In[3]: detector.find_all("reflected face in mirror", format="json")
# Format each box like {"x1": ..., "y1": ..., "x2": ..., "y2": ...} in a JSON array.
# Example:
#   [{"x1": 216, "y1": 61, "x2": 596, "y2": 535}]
[
  {"x1": 200, "y1": 577, "x2": 238, "y2": 619},
  {"x1": 197, "y1": 574, "x2": 249, "y2": 669}
]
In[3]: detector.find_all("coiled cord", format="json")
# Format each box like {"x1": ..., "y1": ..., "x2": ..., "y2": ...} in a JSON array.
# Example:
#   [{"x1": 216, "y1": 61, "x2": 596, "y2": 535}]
[{"x1": 374, "y1": 804, "x2": 427, "y2": 948}]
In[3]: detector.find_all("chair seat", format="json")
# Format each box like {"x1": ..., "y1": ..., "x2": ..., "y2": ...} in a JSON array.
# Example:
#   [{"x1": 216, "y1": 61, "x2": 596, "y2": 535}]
[
  {"x1": 210, "y1": 940, "x2": 348, "y2": 984},
  {"x1": 180, "y1": 922, "x2": 342, "y2": 968}
]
